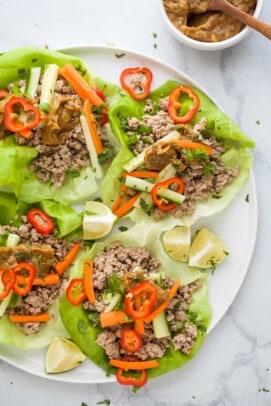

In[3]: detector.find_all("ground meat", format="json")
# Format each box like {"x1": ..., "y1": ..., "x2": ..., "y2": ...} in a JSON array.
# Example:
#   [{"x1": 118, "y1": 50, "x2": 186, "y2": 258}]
[
  {"x1": 92, "y1": 241, "x2": 161, "y2": 291},
  {"x1": 1, "y1": 216, "x2": 78, "y2": 335},
  {"x1": 94, "y1": 274, "x2": 203, "y2": 360}
]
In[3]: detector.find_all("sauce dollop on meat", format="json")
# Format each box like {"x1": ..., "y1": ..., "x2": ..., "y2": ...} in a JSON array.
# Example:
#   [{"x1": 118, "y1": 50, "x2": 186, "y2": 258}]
[{"x1": 163, "y1": 0, "x2": 257, "y2": 42}]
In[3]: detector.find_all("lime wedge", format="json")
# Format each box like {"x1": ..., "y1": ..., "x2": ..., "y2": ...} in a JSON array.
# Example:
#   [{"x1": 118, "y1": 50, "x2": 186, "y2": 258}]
[
  {"x1": 83, "y1": 201, "x2": 117, "y2": 240},
  {"x1": 162, "y1": 226, "x2": 191, "y2": 261},
  {"x1": 45, "y1": 337, "x2": 86, "y2": 374},
  {"x1": 188, "y1": 228, "x2": 229, "y2": 269}
]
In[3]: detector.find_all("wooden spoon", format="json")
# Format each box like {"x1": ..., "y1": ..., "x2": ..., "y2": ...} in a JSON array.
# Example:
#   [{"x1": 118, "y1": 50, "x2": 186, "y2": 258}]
[{"x1": 208, "y1": 0, "x2": 271, "y2": 40}]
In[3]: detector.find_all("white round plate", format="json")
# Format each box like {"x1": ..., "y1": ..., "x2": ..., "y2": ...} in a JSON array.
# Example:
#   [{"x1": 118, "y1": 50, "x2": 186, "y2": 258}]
[{"x1": 0, "y1": 45, "x2": 258, "y2": 383}]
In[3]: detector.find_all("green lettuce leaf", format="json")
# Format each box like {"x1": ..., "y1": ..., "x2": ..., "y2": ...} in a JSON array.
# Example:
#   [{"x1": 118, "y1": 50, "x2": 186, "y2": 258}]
[
  {"x1": 101, "y1": 80, "x2": 254, "y2": 226},
  {"x1": 0, "y1": 47, "x2": 100, "y2": 204},
  {"x1": 59, "y1": 222, "x2": 211, "y2": 379}
]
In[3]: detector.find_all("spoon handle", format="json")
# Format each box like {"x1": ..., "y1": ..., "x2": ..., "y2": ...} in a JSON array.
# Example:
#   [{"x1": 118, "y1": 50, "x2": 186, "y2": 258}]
[{"x1": 209, "y1": 0, "x2": 271, "y2": 40}]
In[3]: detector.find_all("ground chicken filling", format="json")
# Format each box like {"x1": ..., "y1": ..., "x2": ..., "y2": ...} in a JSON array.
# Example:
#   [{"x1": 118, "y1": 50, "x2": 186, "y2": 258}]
[
  {"x1": 2, "y1": 77, "x2": 113, "y2": 188},
  {"x1": 122, "y1": 97, "x2": 239, "y2": 220},
  {"x1": 82, "y1": 241, "x2": 205, "y2": 360},
  {"x1": 0, "y1": 217, "x2": 77, "y2": 335}
]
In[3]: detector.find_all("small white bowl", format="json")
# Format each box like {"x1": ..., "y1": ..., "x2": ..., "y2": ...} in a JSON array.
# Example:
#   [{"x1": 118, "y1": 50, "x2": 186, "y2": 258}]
[{"x1": 160, "y1": 0, "x2": 263, "y2": 51}]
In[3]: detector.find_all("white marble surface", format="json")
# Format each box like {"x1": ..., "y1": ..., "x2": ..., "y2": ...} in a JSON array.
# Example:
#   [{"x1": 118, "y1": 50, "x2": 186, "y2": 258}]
[{"x1": 0, "y1": 1, "x2": 271, "y2": 405}]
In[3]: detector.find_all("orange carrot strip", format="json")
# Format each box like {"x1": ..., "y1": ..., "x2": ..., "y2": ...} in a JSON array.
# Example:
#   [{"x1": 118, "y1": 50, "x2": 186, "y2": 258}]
[
  {"x1": 17, "y1": 273, "x2": 60, "y2": 286},
  {"x1": 143, "y1": 279, "x2": 181, "y2": 323},
  {"x1": 122, "y1": 171, "x2": 158, "y2": 179},
  {"x1": 161, "y1": 139, "x2": 212, "y2": 155},
  {"x1": 109, "y1": 358, "x2": 159, "y2": 370},
  {"x1": 100, "y1": 310, "x2": 130, "y2": 328},
  {"x1": 83, "y1": 259, "x2": 95, "y2": 304},
  {"x1": 84, "y1": 99, "x2": 104, "y2": 154},
  {"x1": 143, "y1": 300, "x2": 170, "y2": 323},
  {"x1": 58, "y1": 64, "x2": 103, "y2": 106},
  {"x1": 113, "y1": 193, "x2": 141, "y2": 217},
  {"x1": 169, "y1": 278, "x2": 181, "y2": 298},
  {"x1": 9, "y1": 313, "x2": 50, "y2": 323},
  {"x1": 134, "y1": 319, "x2": 145, "y2": 335},
  {"x1": 54, "y1": 243, "x2": 81, "y2": 276},
  {"x1": 111, "y1": 195, "x2": 123, "y2": 213}
]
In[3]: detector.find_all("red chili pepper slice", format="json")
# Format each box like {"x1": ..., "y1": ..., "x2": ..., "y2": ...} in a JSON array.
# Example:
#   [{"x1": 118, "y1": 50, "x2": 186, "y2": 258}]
[
  {"x1": 66, "y1": 278, "x2": 86, "y2": 305},
  {"x1": 27, "y1": 208, "x2": 54, "y2": 235},
  {"x1": 12, "y1": 263, "x2": 36, "y2": 296},
  {"x1": 151, "y1": 177, "x2": 185, "y2": 212},
  {"x1": 116, "y1": 367, "x2": 147, "y2": 387},
  {"x1": 124, "y1": 281, "x2": 157, "y2": 320},
  {"x1": 168, "y1": 85, "x2": 200, "y2": 124},
  {"x1": 120, "y1": 67, "x2": 153, "y2": 100},
  {"x1": 120, "y1": 329, "x2": 143, "y2": 353},
  {"x1": 0, "y1": 269, "x2": 16, "y2": 299},
  {"x1": 4, "y1": 96, "x2": 41, "y2": 137}
]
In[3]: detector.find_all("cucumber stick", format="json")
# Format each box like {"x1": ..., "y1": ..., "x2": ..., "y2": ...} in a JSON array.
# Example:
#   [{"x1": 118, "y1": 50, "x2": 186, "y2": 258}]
[
  {"x1": 123, "y1": 130, "x2": 181, "y2": 172},
  {"x1": 153, "y1": 311, "x2": 170, "y2": 338},
  {"x1": 0, "y1": 233, "x2": 20, "y2": 317},
  {"x1": 124, "y1": 176, "x2": 185, "y2": 205},
  {"x1": 80, "y1": 115, "x2": 103, "y2": 179},
  {"x1": 26, "y1": 66, "x2": 41, "y2": 99},
  {"x1": 39, "y1": 64, "x2": 59, "y2": 112}
]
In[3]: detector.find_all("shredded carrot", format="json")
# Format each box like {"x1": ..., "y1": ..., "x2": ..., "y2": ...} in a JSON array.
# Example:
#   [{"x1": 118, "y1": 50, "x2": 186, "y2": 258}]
[
  {"x1": 100, "y1": 310, "x2": 129, "y2": 328},
  {"x1": 122, "y1": 171, "x2": 158, "y2": 179},
  {"x1": 9, "y1": 313, "x2": 50, "y2": 323},
  {"x1": 54, "y1": 243, "x2": 81, "y2": 276},
  {"x1": 169, "y1": 278, "x2": 181, "y2": 298},
  {"x1": 110, "y1": 358, "x2": 159, "y2": 370},
  {"x1": 143, "y1": 300, "x2": 170, "y2": 323},
  {"x1": 83, "y1": 259, "x2": 95, "y2": 304},
  {"x1": 113, "y1": 193, "x2": 141, "y2": 217},
  {"x1": 84, "y1": 99, "x2": 104, "y2": 155},
  {"x1": 16, "y1": 273, "x2": 60, "y2": 286},
  {"x1": 160, "y1": 139, "x2": 212, "y2": 155},
  {"x1": 134, "y1": 319, "x2": 145, "y2": 335},
  {"x1": 143, "y1": 279, "x2": 181, "y2": 323},
  {"x1": 58, "y1": 64, "x2": 103, "y2": 106},
  {"x1": 111, "y1": 195, "x2": 123, "y2": 213}
]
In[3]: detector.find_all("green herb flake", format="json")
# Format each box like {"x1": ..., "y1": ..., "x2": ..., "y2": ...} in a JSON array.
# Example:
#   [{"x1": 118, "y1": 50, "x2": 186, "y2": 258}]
[
  {"x1": 256, "y1": 120, "x2": 260, "y2": 125},
  {"x1": 31, "y1": 58, "x2": 38, "y2": 63},
  {"x1": 245, "y1": 194, "x2": 250, "y2": 203},
  {"x1": 258, "y1": 387, "x2": 270, "y2": 392},
  {"x1": 152, "y1": 32, "x2": 158, "y2": 38},
  {"x1": 17, "y1": 68, "x2": 27, "y2": 79},
  {"x1": 115, "y1": 53, "x2": 125, "y2": 59},
  {"x1": 153, "y1": 44, "x2": 157, "y2": 49},
  {"x1": 96, "y1": 400, "x2": 110, "y2": 405},
  {"x1": 119, "y1": 226, "x2": 128, "y2": 232},
  {"x1": 81, "y1": 402, "x2": 88, "y2": 406}
]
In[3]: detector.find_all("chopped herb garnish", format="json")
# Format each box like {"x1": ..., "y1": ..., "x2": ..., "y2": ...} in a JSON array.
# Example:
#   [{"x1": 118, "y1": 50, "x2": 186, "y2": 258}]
[
  {"x1": 97, "y1": 400, "x2": 110, "y2": 405},
  {"x1": 87, "y1": 311, "x2": 100, "y2": 327},
  {"x1": 115, "y1": 53, "x2": 125, "y2": 59},
  {"x1": 67, "y1": 169, "x2": 81, "y2": 179},
  {"x1": 18, "y1": 68, "x2": 27, "y2": 79},
  {"x1": 245, "y1": 194, "x2": 250, "y2": 203},
  {"x1": 119, "y1": 226, "x2": 128, "y2": 232},
  {"x1": 256, "y1": 120, "x2": 260, "y2": 125},
  {"x1": 31, "y1": 58, "x2": 38, "y2": 63},
  {"x1": 259, "y1": 387, "x2": 270, "y2": 392},
  {"x1": 98, "y1": 148, "x2": 115, "y2": 165},
  {"x1": 81, "y1": 402, "x2": 88, "y2": 406}
]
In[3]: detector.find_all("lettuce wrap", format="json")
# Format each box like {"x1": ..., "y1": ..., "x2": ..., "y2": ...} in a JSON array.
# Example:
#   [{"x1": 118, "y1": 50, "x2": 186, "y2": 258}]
[
  {"x1": 101, "y1": 80, "x2": 254, "y2": 228},
  {"x1": 59, "y1": 222, "x2": 211, "y2": 380},
  {"x1": 0, "y1": 47, "x2": 121, "y2": 204},
  {"x1": 0, "y1": 191, "x2": 84, "y2": 349}
]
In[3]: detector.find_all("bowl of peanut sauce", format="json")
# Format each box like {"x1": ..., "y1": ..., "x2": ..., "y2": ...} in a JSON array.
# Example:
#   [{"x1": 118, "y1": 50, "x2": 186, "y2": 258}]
[{"x1": 160, "y1": 0, "x2": 263, "y2": 51}]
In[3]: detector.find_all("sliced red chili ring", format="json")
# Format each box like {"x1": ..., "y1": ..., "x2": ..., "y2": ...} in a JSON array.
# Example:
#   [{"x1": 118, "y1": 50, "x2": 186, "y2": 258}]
[
  {"x1": 27, "y1": 208, "x2": 54, "y2": 235},
  {"x1": 120, "y1": 329, "x2": 143, "y2": 353},
  {"x1": 168, "y1": 85, "x2": 200, "y2": 124},
  {"x1": 12, "y1": 263, "x2": 36, "y2": 296},
  {"x1": 4, "y1": 96, "x2": 41, "y2": 137},
  {"x1": 124, "y1": 281, "x2": 158, "y2": 320},
  {"x1": 116, "y1": 367, "x2": 147, "y2": 387},
  {"x1": 66, "y1": 278, "x2": 86, "y2": 306},
  {"x1": 120, "y1": 67, "x2": 153, "y2": 100},
  {"x1": 151, "y1": 177, "x2": 185, "y2": 212}
]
